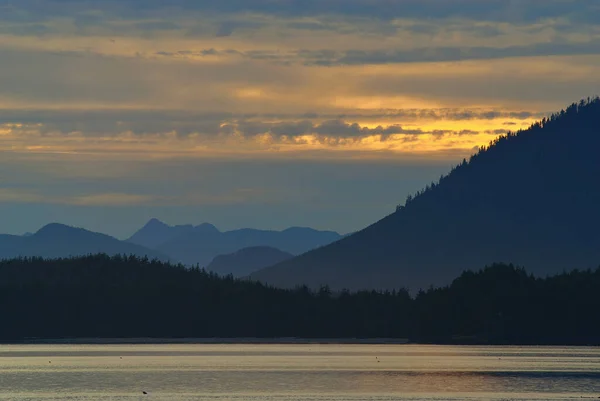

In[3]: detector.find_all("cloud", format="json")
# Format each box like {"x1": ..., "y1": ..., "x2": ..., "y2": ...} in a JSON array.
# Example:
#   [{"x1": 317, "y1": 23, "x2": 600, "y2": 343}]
[
  {"x1": 213, "y1": 20, "x2": 266, "y2": 37},
  {"x1": 0, "y1": 188, "x2": 258, "y2": 207},
  {"x1": 485, "y1": 129, "x2": 510, "y2": 135},
  {"x1": 2, "y1": 0, "x2": 598, "y2": 240},
  {"x1": 9, "y1": 0, "x2": 597, "y2": 24},
  {"x1": 0, "y1": 118, "x2": 504, "y2": 166},
  {"x1": 2, "y1": 1, "x2": 599, "y2": 45},
  {"x1": 0, "y1": 107, "x2": 543, "y2": 137},
  {"x1": 0, "y1": 112, "x2": 499, "y2": 143},
  {"x1": 69, "y1": 193, "x2": 153, "y2": 206},
  {"x1": 158, "y1": 39, "x2": 600, "y2": 66},
  {"x1": 134, "y1": 21, "x2": 181, "y2": 32},
  {"x1": 325, "y1": 41, "x2": 600, "y2": 65},
  {"x1": 0, "y1": 188, "x2": 151, "y2": 206},
  {"x1": 0, "y1": 188, "x2": 43, "y2": 203},
  {"x1": 230, "y1": 119, "x2": 425, "y2": 139}
]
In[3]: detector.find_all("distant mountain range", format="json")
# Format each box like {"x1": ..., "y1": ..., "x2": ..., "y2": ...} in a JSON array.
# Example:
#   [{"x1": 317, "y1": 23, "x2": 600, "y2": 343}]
[
  {"x1": 206, "y1": 246, "x2": 293, "y2": 278},
  {"x1": 251, "y1": 98, "x2": 600, "y2": 292},
  {"x1": 126, "y1": 219, "x2": 342, "y2": 267},
  {"x1": 0, "y1": 223, "x2": 167, "y2": 261},
  {"x1": 11, "y1": 100, "x2": 599, "y2": 292},
  {"x1": 0, "y1": 220, "x2": 342, "y2": 275}
]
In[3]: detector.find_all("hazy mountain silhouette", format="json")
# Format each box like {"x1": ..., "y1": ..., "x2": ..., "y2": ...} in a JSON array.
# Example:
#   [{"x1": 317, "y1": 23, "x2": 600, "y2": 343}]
[
  {"x1": 0, "y1": 223, "x2": 167, "y2": 261},
  {"x1": 252, "y1": 97, "x2": 600, "y2": 292},
  {"x1": 126, "y1": 218, "x2": 197, "y2": 248},
  {"x1": 127, "y1": 220, "x2": 342, "y2": 267},
  {"x1": 206, "y1": 246, "x2": 293, "y2": 277}
]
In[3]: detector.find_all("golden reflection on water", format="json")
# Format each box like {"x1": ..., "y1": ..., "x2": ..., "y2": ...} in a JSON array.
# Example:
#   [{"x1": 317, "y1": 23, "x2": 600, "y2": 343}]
[{"x1": 0, "y1": 344, "x2": 599, "y2": 400}]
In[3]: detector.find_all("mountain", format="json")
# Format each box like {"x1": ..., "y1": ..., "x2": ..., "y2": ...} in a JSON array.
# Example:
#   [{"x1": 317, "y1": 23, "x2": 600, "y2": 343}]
[
  {"x1": 0, "y1": 223, "x2": 168, "y2": 261},
  {"x1": 251, "y1": 97, "x2": 600, "y2": 292},
  {"x1": 128, "y1": 220, "x2": 342, "y2": 267},
  {"x1": 206, "y1": 246, "x2": 293, "y2": 277},
  {"x1": 126, "y1": 218, "x2": 198, "y2": 249}
]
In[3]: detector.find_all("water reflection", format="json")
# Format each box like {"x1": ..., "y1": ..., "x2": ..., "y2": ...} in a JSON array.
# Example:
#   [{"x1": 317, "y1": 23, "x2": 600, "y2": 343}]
[{"x1": 0, "y1": 344, "x2": 598, "y2": 400}]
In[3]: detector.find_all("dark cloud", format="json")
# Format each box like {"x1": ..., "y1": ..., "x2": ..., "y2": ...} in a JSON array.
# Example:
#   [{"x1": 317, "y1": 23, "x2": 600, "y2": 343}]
[
  {"x1": 1, "y1": 111, "x2": 489, "y2": 142},
  {"x1": 303, "y1": 41, "x2": 600, "y2": 65},
  {"x1": 457, "y1": 130, "x2": 479, "y2": 136},
  {"x1": 456, "y1": 24, "x2": 504, "y2": 38},
  {"x1": 235, "y1": 119, "x2": 426, "y2": 139},
  {"x1": 9, "y1": 0, "x2": 596, "y2": 23},
  {"x1": 0, "y1": 108, "x2": 542, "y2": 138},
  {"x1": 402, "y1": 22, "x2": 506, "y2": 38},
  {"x1": 2, "y1": 0, "x2": 599, "y2": 26},
  {"x1": 0, "y1": 109, "x2": 230, "y2": 137},
  {"x1": 485, "y1": 129, "x2": 510, "y2": 135},
  {"x1": 215, "y1": 21, "x2": 236, "y2": 37},
  {"x1": 156, "y1": 39, "x2": 600, "y2": 66}
]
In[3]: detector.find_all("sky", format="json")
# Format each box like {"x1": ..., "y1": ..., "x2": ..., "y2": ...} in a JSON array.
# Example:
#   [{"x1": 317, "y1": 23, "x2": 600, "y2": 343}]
[{"x1": 1, "y1": 0, "x2": 600, "y2": 239}]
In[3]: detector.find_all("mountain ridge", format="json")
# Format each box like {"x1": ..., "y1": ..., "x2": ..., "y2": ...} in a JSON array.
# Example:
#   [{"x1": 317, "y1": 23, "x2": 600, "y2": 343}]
[
  {"x1": 127, "y1": 219, "x2": 343, "y2": 266},
  {"x1": 0, "y1": 223, "x2": 168, "y2": 261},
  {"x1": 251, "y1": 97, "x2": 600, "y2": 292}
]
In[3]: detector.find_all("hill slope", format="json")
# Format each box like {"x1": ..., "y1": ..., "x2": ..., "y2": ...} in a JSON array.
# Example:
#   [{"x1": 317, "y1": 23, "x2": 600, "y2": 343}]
[
  {"x1": 128, "y1": 220, "x2": 342, "y2": 267},
  {"x1": 206, "y1": 246, "x2": 293, "y2": 277},
  {"x1": 0, "y1": 223, "x2": 168, "y2": 261},
  {"x1": 251, "y1": 98, "x2": 600, "y2": 292}
]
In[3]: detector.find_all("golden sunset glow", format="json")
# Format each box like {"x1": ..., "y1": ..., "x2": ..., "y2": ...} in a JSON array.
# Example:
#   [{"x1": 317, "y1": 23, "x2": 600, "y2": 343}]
[{"x1": 1, "y1": 0, "x2": 600, "y2": 236}]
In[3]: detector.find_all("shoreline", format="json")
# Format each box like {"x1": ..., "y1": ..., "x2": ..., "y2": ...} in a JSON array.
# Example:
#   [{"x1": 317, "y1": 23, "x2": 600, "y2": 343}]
[
  {"x1": 6, "y1": 338, "x2": 411, "y2": 345},
  {"x1": 2, "y1": 338, "x2": 597, "y2": 346}
]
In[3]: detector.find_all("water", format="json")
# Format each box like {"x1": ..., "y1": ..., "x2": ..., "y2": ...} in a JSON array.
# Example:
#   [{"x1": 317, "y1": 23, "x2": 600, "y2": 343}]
[{"x1": 0, "y1": 344, "x2": 599, "y2": 400}]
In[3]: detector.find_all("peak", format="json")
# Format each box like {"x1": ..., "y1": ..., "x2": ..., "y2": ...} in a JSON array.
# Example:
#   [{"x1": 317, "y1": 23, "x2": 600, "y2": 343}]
[
  {"x1": 196, "y1": 222, "x2": 217, "y2": 228},
  {"x1": 144, "y1": 218, "x2": 169, "y2": 228},
  {"x1": 34, "y1": 223, "x2": 85, "y2": 237},
  {"x1": 194, "y1": 223, "x2": 220, "y2": 234},
  {"x1": 37, "y1": 223, "x2": 73, "y2": 232}
]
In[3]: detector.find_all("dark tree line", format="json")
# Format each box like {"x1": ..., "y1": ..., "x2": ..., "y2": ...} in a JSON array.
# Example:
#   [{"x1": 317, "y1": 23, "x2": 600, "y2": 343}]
[{"x1": 0, "y1": 254, "x2": 599, "y2": 344}]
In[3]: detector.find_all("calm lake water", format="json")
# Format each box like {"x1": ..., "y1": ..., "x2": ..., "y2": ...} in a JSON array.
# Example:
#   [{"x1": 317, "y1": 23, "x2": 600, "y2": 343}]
[{"x1": 0, "y1": 344, "x2": 599, "y2": 400}]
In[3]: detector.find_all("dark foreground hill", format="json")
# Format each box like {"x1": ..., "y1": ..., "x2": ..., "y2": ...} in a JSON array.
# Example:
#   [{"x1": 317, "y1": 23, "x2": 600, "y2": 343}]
[
  {"x1": 127, "y1": 219, "x2": 342, "y2": 267},
  {"x1": 206, "y1": 246, "x2": 293, "y2": 277},
  {"x1": 0, "y1": 224, "x2": 167, "y2": 261},
  {"x1": 0, "y1": 255, "x2": 598, "y2": 344},
  {"x1": 252, "y1": 97, "x2": 600, "y2": 292}
]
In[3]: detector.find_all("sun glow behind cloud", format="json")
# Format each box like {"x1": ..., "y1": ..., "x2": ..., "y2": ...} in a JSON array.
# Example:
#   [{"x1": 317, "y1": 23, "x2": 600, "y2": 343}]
[
  {"x1": 0, "y1": 115, "x2": 537, "y2": 161},
  {"x1": 1, "y1": 0, "x2": 600, "y2": 236}
]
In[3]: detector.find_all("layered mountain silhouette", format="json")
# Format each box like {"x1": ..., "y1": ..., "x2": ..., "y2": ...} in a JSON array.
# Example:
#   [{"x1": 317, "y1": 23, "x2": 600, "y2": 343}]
[
  {"x1": 0, "y1": 223, "x2": 167, "y2": 261},
  {"x1": 127, "y1": 218, "x2": 201, "y2": 249},
  {"x1": 251, "y1": 97, "x2": 600, "y2": 292},
  {"x1": 206, "y1": 246, "x2": 293, "y2": 277},
  {"x1": 127, "y1": 220, "x2": 342, "y2": 266}
]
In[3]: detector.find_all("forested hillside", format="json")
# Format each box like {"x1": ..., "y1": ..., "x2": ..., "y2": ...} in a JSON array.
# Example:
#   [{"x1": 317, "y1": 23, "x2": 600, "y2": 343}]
[
  {"x1": 253, "y1": 97, "x2": 600, "y2": 292},
  {"x1": 0, "y1": 255, "x2": 598, "y2": 344}
]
